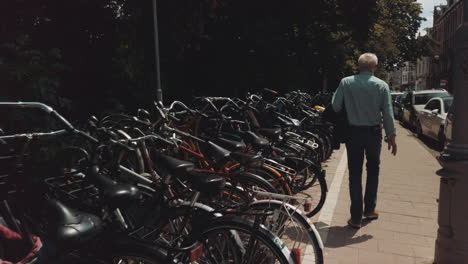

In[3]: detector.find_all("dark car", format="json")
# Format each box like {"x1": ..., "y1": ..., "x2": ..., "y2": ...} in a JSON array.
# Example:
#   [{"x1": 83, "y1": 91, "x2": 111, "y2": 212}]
[{"x1": 392, "y1": 93, "x2": 405, "y2": 120}]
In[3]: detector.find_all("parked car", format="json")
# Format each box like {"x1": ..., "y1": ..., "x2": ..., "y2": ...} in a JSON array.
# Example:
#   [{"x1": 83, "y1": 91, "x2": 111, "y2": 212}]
[
  {"x1": 392, "y1": 93, "x2": 405, "y2": 120},
  {"x1": 391, "y1": 91, "x2": 403, "y2": 102},
  {"x1": 416, "y1": 96, "x2": 453, "y2": 146},
  {"x1": 444, "y1": 103, "x2": 454, "y2": 143},
  {"x1": 401, "y1": 89, "x2": 449, "y2": 129}
]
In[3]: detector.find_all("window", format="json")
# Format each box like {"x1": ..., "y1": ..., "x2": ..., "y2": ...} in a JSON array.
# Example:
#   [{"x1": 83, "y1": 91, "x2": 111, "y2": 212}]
[
  {"x1": 424, "y1": 100, "x2": 441, "y2": 111},
  {"x1": 415, "y1": 92, "x2": 449, "y2": 105}
]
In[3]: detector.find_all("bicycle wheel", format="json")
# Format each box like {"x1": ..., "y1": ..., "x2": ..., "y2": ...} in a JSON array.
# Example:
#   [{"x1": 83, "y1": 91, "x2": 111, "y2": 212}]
[
  {"x1": 198, "y1": 216, "x2": 294, "y2": 264},
  {"x1": 208, "y1": 182, "x2": 251, "y2": 209},
  {"x1": 234, "y1": 172, "x2": 278, "y2": 194},
  {"x1": 302, "y1": 172, "x2": 327, "y2": 218},
  {"x1": 248, "y1": 201, "x2": 324, "y2": 264},
  {"x1": 41, "y1": 237, "x2": 167, "y2": 264},
  {"x1": 248, "y1": 167, "x2": 291, "y2": 195}
]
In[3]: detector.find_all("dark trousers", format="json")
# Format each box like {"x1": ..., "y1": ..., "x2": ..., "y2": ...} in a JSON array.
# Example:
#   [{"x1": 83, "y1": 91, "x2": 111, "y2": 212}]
[{"x1": 345, "y1": 126, "x2": 382, "y2": 223}]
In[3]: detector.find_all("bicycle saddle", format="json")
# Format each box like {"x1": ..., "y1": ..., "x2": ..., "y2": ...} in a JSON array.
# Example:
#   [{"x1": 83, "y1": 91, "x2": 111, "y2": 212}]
[
  {"x1": 214, "y1": 137, "x2": 246, "y2": 151},
  {"x1": 186, "y1": 171, "x2": 225, "y2": 194},
  {"x1": 155, "y1": 153, "x2": 195, "y2": 175},
  {"x1": 229, "y1": 152, "x2": 262, "y2": 166},
  {"x1": 206, "y1": 141, "x2": 231, "y2": 161},
  {"x1": 45, "y1": 199, "x2": 102, "y2": 245},
  {"x1": 257, "y1": 128, "x2": 282, "y2": 138},
  {"x1": 93, "y1": 171, "x2": 140, "y2": 209},
  {"x1": 241, "y1": 131, "x2": 270, "y2": 147}
]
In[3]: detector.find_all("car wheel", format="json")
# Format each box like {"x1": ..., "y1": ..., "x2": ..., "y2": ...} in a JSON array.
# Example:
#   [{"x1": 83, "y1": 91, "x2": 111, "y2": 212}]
[
  {"x1": 410, "y1": 116, "x2": 417, "y2": 131},
  {"x1": 416, "y1": 121, "x2": 423, "y2": 138},
  {"x1": 438, "y1": 127, "x2": 446, "y2": 150}
]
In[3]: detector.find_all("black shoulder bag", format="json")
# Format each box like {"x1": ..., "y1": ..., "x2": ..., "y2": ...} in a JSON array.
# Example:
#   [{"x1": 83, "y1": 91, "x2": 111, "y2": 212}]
[{"x1": 322, "y1": 102, "x2": 350, "y2": 148}]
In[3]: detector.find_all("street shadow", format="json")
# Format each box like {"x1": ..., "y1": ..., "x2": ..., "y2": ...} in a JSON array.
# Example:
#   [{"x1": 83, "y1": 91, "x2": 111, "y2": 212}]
[
  {"x1": 400, "y1": 122, "x2": 443, "y2": 153},
  {"x1": 416, "y1": 135, "x2": 443, "y2": 152},
  {"x1": 316, "y1": 220, "x2": 374, "y2": 248}
]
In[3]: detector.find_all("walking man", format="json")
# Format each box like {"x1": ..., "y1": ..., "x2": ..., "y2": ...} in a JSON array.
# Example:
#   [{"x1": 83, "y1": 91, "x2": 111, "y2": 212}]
[{"x1": 331, "y1": 53, "x2": 397, "y2": 228}]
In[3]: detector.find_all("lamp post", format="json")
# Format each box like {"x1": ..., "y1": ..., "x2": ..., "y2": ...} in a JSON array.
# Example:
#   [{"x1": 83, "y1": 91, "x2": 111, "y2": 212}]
[
  {"x1": 434, "y1": 1, "x2": 468, "y2": 263},
  {"x1": 433, "y1": 55, "x2": 440, "y2": 89},
  {"x1": 152, "y1": 0, "x2": 163, "y2": 103}
]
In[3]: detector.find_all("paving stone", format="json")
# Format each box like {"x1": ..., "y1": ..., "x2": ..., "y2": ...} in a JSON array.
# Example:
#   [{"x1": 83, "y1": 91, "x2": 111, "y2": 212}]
[{"x1": 378, "y1": 240, "x2": 415, "y2": 257}]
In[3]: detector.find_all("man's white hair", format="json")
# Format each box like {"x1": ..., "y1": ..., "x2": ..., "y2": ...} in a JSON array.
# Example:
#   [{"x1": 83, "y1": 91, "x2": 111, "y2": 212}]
[{"x1": 358, "y1": 53, "x2": 378, "y2": 71}]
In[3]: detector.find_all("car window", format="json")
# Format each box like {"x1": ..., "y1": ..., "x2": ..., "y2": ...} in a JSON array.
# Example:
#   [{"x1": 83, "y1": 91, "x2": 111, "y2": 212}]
[
  {"x1": 403, "y1": 93, "x2": 412, "y2": 104},
  {"x1": 433, "y1": 100, "x2": 441, "y2": 111},
  {"x1": 425, "y1": 100, "x2": 438, "y2": 110},
  {"x1": 391, "y1": 94, "x2": 402, "y2": 102},
  {"x1": 396, "y1": 95, "x2": 402, "y2": 103},
  {"x1": 444, "y1": 98, "x2": 453, "y2": 113},
  {"x1": 414, "y1": 92, "x2": 449, "y2": 105}
]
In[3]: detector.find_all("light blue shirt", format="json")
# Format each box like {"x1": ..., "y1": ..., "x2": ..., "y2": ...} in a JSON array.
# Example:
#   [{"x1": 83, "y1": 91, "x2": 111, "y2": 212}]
[{"x1": 331, "y1": 72, "x2": 396, "y2": 136}]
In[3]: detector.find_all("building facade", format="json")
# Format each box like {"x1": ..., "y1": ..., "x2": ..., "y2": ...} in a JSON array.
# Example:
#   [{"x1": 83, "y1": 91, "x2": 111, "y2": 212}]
[
  {"x1": 430, "y1": 0, "x2": 464, "y2": 93},
  {"x1": 387, "y1": 61, "x2": 416, "y2": 92},
  {"x1": 415, "y1": 56, "x2": 431, "y2": 90},
  {"x1": 401, "y1": 62, "x2": 416, "y2": 91},
  {"x1": 388, "y1": 67, "x2": 402, "y2": 91}
]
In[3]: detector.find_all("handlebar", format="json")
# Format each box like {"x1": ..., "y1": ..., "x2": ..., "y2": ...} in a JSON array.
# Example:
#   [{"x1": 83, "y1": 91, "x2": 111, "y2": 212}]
[
  {"x1": 0, "y1": 129, "x2": 68, "y2": 141},
  {"x1": 0, "y1": 102, "x2": 54, "y2": 113},
  {"x1": 0, "y1": 102, "x2": 75, "y2": 131}
]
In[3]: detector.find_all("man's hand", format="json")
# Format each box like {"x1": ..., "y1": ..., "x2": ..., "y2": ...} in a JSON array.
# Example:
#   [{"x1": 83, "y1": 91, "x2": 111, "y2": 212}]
[{"x1": 387, "y1": 134, "x2": 397, "y2": 156}]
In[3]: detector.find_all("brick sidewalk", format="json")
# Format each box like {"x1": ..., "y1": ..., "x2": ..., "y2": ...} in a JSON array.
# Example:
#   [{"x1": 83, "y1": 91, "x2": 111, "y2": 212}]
[{"x1": 313, "y1": 124, "x2": 440, "y2": 264}]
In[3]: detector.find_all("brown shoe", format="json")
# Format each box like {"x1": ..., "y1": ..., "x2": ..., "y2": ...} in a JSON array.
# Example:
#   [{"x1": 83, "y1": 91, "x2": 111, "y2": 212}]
[
  {"x1": 347, "y1": 219, "x2": 361, "y2": 229},
  {"x1": 364, "y1": 210, "x2": 379, "y2": 220}
]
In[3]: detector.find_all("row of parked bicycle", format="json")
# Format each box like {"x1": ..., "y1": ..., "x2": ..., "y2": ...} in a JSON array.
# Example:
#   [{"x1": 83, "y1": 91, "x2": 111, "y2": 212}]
[{"x1": 0, "y1": 89, "x2": 336, "y2": 263}]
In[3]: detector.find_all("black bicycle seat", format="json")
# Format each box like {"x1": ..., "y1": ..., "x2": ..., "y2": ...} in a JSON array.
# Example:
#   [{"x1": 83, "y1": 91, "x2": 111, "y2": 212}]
[
  {"x1": 45, "y1": 199, "x2": 102, "y2": 245},
  {"x1": 94, "y1": 171, "x2": 140, "y2": 208},
  {"x1": 206, "y1": 141, "x2": 231, "y2": 161},
  {"x1": 186, "y1": 171, "x2": 225, "y2": 194},
  {"x1": 155, "y1": 153, "x2": 195, "y2": 175},
  {"x1": 257, "y1": 128, "x2": 282, "y2": 138},
  {"x1": 215, "y1": 137, "x2": 246, "y2": 151},
  {"x1": 242, "y1": 131, "x2": 270, "y2": 147},
  {"x1": 230, "y1": 152, "x2": 262, "y2": 166}
]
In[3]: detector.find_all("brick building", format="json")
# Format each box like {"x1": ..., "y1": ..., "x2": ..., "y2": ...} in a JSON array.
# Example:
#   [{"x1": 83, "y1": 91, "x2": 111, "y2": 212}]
[{"x1": 430, "y1": 0, "x2": 464, "y2": 93}]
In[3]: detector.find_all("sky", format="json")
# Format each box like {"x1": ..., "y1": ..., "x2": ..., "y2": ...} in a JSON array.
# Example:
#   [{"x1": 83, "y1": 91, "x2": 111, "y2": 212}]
[{"x1": 417, "y1": 0, "x2": 447, "y2": 34}]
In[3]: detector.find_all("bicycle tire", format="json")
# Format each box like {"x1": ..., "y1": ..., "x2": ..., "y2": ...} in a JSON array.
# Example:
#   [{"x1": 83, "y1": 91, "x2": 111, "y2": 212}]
[
  {"x1": 234, "y1": 172, "x2": 278, "y2": 194},
  {"x1": 304, "y1": 173, "x2": 327, "y2": 218},
  {"x1": 198, "y1": 216, "x2": 295, "y2": 264},
  {"x1": 248, "y1": 201, "x2": 324, "y2": 264},
  {"x1": 248, "y1": 167, "x2": 291, "y2": 195}
]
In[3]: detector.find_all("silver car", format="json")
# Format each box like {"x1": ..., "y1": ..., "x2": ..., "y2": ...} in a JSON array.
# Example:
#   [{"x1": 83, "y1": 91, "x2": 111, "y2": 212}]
[
  {"x1": 401, "y1": 89, "x2": 449, "y2": 129},
  {"x1": 444, "y1": 103, "x2": 454, "y2": 143},
  {"x1": 416, "y1": 96, "x2": 453, "y2": 146}
]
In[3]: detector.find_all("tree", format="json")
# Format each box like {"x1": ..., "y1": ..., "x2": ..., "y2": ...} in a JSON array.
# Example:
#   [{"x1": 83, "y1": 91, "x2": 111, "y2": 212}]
[
  {"x1": 0, "y1": 0, "x2": 434, "y2": 117},
  {"x1": 363, "y1": 0, "x2": 434, "y2": 71}
]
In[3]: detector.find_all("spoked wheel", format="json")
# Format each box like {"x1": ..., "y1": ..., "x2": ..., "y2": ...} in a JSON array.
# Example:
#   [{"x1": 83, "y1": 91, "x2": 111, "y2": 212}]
[
  {"x1": 210, "y1": 182, "x2": 252, "y2": 209},
  {"x1": 301, "y1": 173, "x2": 327, "y2": 218},
  {"x1": 248, "y1": 202, "x2": 324, "y2": 264},
  {"x1": 198, "y1": 217, "x2": 294, "y2": 264},
  {"x1": 416, "y1": 121, "x2": 423, "y2": 138}
]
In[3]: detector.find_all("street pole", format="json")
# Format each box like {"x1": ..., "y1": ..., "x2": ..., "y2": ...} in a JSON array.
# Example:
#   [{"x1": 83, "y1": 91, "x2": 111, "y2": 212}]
[
  {"x1": 434, "y1": 1, "x2": 468, "y2": 263},
  {"x1": 152, "y1": 0, "x2": 163, "y2": 103}
]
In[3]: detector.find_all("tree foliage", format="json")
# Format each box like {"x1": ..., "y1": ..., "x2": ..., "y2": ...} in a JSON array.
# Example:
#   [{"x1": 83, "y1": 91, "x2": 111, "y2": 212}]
[{"x1": 0, "y1": 0, "x2": 433, "y2": 118}]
